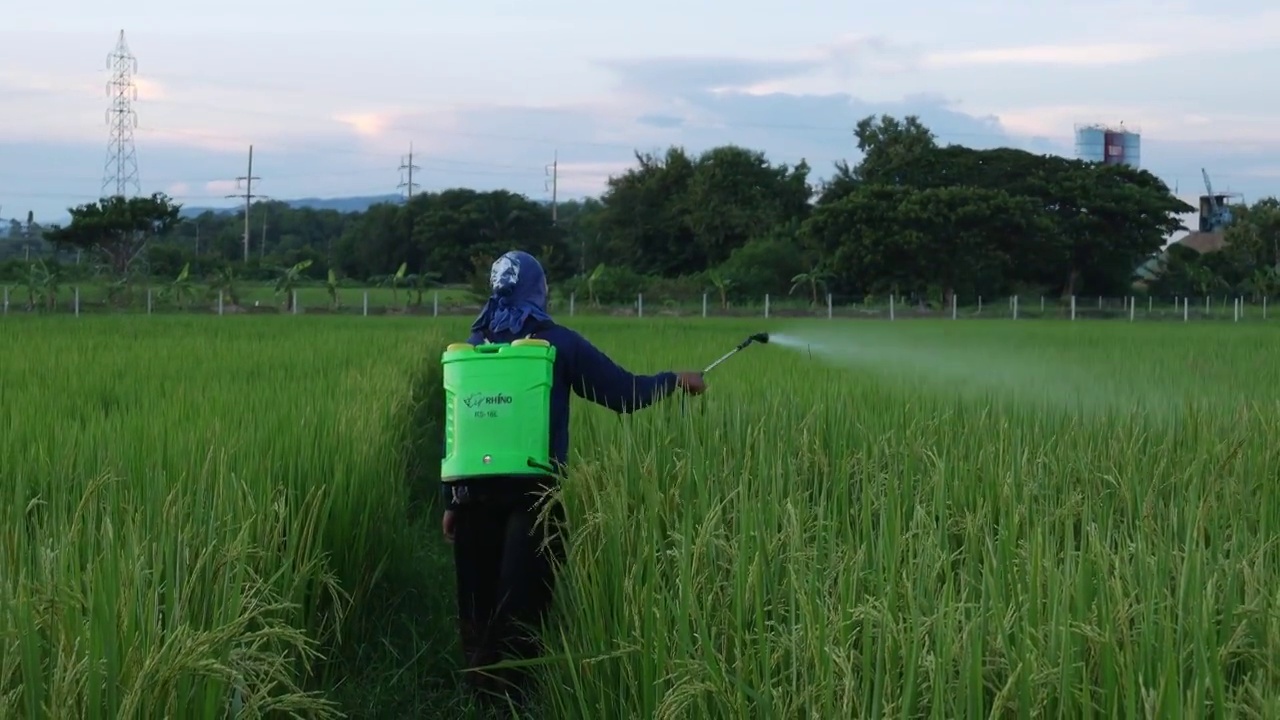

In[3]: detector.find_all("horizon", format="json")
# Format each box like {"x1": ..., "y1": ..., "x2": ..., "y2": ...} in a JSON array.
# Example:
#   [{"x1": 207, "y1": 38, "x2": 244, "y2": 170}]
[{"x1": 3, "y1": 2, "x2": 1277, "y2": 226}]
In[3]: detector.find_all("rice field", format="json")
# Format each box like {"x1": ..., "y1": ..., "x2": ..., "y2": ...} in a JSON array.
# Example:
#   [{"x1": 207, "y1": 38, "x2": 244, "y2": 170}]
[{"x1": 2, "y1": 315, "x2": 1278, "y2": 718}]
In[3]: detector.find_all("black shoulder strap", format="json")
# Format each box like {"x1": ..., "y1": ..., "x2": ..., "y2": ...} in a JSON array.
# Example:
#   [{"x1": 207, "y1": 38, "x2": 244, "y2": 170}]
[
  {"x1": 479, "y1": 319, "x2": 557, "y2": 345},
  {"x1": 523, "y1": 318, "x2": 557, "y2": 338}
]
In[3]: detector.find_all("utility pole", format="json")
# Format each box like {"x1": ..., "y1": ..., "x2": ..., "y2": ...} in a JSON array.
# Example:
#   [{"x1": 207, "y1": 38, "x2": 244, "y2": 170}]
[
  {"x1": 226, "y1": 144, "x2": 262, "y2": 262},
  {"x1": 544, "y1": 150, "x2": 558, "y2": 223},
  {"x1": 398, "y1": 142, "x2": 420, "y2": 200},
  {"x1": 103, "y1": 30, "x2": 141, "y2": 198}
]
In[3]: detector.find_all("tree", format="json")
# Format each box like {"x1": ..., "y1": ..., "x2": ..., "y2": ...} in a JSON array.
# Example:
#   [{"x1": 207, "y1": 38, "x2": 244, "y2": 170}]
[
  {"x1": 156, "y1": 263, "x2": 195, "y2": 310},
  {"x1": 799, "y1": 185, "x2": 923, "y2": 296},
  {"x1": 45, "y1": 193, "x2": 181, "y2": 277},
  {"x1": 595, "y1": 147, "x2": 699, "y2": 276},
  {"x1": 1223, "y1": 198, "x2": 1280, "y2": 274},
  {"x1": 684, "y1": 145, "x2": 812, "y2": 267},
  {"x1": 274, "y1": 259, "x2": 314, "y2": 311},
  {"x1": 715, "y1": 231, "x2": 807, "y2": 302},
  {"x1": 790, "y1": 262, "x2": 833, "y2": 307},
  {"x1": 1048, "y1": 162, "x2": 1191, "y2": 296},
  {"x1": 840, "y1": 128, "x2": 1193, "y2": 297},
  {"x1": 22, "y1": 114, "x2": 1214, "y2": 311},
  {"x1": 896, "y1": 186, "x2": 1044, "y2": 305},
  {"x1": 594, "y1": 145, "x2": 812, "y2": 277},
  {"x1": 851, "y1": 114, "x2": 937, "y2": 187}
]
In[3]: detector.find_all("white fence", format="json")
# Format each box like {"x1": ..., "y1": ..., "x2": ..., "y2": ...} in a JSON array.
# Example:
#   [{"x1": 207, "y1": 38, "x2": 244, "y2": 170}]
[{"x1": 1, "y1": 286, "x2": 1272, "y2": 321}]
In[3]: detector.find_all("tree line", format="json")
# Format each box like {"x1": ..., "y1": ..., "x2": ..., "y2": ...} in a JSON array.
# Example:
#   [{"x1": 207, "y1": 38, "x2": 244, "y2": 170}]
[{"x1": 6, "y1": 113, "x2": 1278, "y2": 306}]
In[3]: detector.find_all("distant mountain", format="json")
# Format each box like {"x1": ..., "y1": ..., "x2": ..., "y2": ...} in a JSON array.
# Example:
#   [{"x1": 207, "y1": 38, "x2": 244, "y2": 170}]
[{"x1": 180, "y1": 194, "x2": 403, "y2": 218}]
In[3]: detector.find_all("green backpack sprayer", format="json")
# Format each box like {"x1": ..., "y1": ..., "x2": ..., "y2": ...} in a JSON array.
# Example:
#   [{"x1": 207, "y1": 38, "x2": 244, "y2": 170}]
[
  {"x1": 440, "y1": 332, "x2": 769, "y2": 482},
  {"x1": 441, "y1": 338, "x2": 557, "y2": 483}
]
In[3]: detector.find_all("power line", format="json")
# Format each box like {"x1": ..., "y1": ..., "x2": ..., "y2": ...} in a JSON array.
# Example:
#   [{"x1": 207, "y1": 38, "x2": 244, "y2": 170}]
[
  {"x1": 102, "y1": 29, "x2": 141, "y2": 198},
  {"x1": 225, "y1": 144, "x2": 264, "y2": 262},
  {"x1": 398, "y1": 142, "x2": 420, "y2": 200}
]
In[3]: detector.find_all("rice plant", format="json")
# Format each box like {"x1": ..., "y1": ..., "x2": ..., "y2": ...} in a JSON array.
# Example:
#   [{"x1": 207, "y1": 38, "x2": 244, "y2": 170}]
[{"x1": 4, "y1": 315, "x2": 1279, "y2": 718}]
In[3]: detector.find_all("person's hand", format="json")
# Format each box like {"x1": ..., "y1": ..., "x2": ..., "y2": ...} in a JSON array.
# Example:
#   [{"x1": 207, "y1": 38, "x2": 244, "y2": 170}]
[
  {"x1": 676, "y1": 371, "x2": 706, "y2": 395},
  {"x1": 442, "y1": 509, "x2": 456, "y2": 543}
]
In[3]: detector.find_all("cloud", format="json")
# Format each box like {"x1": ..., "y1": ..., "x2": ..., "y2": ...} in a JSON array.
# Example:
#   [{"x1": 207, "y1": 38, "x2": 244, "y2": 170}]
[
  {"x1": 923, "y1": 43, "x2": 1171, "y2": 68},
  {"x1": 554, "y1": 162, "x2": 634, "y2": 195},
  {"x1": 596, "y1": 35, "x2": 918, "y2": 98},
  {"x1": 600, "y1": 55, "x2": 821, "y2": 96},
  {"x1": 132, "y1": 76, "x2": 165, "y2": 100},
  {"x1": 1, "y1": 67, "x2": 165, "y2": 105},
  {"x1": 12, "y1": 83, "x2": 1275, "y2": 222},
  {"x1": 986, "y1": 104, "x2": 1280, "y2": 150},
  {"x1": 636, "y1": 114, "x2": 684, "y2": 129},
  {"x1": 1237, "y1": 166, "x2": 1280, "y2": 178},
  {"x1": 334, "y1": 112, "x2": 395, "y2": 138},
  {"x1": 990, "y1": 106, "x2": 1146, "y2": 137},
  {"x1": 919, "y1": 8, "x2": 1280, "y2": 71},
  {"x1": 203, "y1": 180, "x2": 240, "y2": 195},
  {"x1": 141, "y1": 127, "x2": 252, "y2": 154},
  {"x1": 5, "y1": 38, "x2": 1280, "y2": 223}
]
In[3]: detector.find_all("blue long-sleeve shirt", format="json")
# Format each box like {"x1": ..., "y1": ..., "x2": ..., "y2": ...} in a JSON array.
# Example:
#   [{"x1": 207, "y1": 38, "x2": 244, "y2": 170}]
[{"x1": 443, "y1": 320, "x2": 678, "y2": 506}]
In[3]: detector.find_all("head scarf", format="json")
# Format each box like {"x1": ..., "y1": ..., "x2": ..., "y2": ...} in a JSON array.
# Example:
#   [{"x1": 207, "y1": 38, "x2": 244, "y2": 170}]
[{"x1": 469, "y1": 250, "x2": 554, "y2": 338}]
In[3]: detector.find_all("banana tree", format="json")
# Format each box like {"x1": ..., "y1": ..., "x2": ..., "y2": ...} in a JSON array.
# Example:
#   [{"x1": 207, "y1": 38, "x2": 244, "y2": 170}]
[
  {"x1": 585, "y1": 263, "x2": 604, "y2": 307},
  {"x1": 405, "y1": 270, "x2": 442, "y2": 307},
  {"x1": 371, "y1": 262, "x2": 409, "y2": 309},
  {"x1": 325, "y1": 269, "x2": 341, "y2": 310},
  {"x1": 1189, "y1": 264, "x2": 1225, "y2": 299},
  {"x1": 157, "y1": 263, "x2": 194, "y2": 310},
  {"x1": 22, "y1": 259, "x2": 59, "y2": 312},
  {"x1": 790, "y1": 263, "x2": 833, "y2": 306},
  {"x1": 273, "y1": 259, "x2": 313, "y2": 312},
  {"x1": 707, "y1": 269, "x2": 733, "y2": 309},
  {"x1": 1246, "y1": 265, "x2": 1279, "y2": 302},
  {"x1": 208, "y1": 267, "x2": 241, "y2": 306},
  {"x1": 103, "y1": 262, "x2": 146, "y2": 307}
]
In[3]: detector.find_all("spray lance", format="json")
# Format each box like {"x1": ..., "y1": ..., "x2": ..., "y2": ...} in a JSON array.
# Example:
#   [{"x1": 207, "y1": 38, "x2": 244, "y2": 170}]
[
  {"x1": 675, "y1": 332, "x2": 769, "y2": 416},
  {"x1": 703, "y1": 332, "x2": 769, "y2": 374}
]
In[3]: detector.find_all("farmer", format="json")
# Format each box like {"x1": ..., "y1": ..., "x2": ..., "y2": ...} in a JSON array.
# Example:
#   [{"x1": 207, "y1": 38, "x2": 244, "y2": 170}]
[{"x1": 442, "y1": 249, "x2": 705, "y2": 704}]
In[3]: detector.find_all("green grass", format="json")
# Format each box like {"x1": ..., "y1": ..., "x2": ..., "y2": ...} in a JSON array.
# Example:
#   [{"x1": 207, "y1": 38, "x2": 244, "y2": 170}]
[{"x1": 3, "y1": 316, "x2": 1279, "y2": 717}]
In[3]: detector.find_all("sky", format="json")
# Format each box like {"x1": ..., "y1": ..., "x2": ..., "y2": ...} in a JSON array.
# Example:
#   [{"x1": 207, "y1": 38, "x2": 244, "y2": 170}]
[{"x1": 2, "y1": 0, "x2": 1278, "y2": 225}]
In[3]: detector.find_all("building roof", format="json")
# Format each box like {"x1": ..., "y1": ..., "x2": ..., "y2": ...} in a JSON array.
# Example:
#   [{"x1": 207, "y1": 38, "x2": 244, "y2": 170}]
[{"x1": 1173, "y1": 231, "x2": 1228, "y2": 254}]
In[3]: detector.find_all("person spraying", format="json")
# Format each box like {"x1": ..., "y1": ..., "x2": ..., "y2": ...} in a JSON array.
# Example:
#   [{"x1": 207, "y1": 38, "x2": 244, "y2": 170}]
[{"x1": 440, "y1": 249, "x2": 705, "y2": 705}]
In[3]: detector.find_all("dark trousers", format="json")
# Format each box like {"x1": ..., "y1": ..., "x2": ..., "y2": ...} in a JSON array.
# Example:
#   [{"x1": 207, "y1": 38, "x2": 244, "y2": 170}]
[{"x1": 451, "y1": 484, "x2": 564, "y2": 703}]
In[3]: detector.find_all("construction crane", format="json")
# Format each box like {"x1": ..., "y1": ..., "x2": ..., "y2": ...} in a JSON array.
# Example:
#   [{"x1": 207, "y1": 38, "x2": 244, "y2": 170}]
[{"x1": 1199, "y1": 168, "x2": 1238, "y2": 232}]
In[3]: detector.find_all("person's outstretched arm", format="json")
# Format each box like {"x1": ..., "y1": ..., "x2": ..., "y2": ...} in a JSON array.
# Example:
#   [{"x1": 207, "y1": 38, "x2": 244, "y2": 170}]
[{"x1": 565, "y1": 329, "x2": 702, "y2": 413}]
